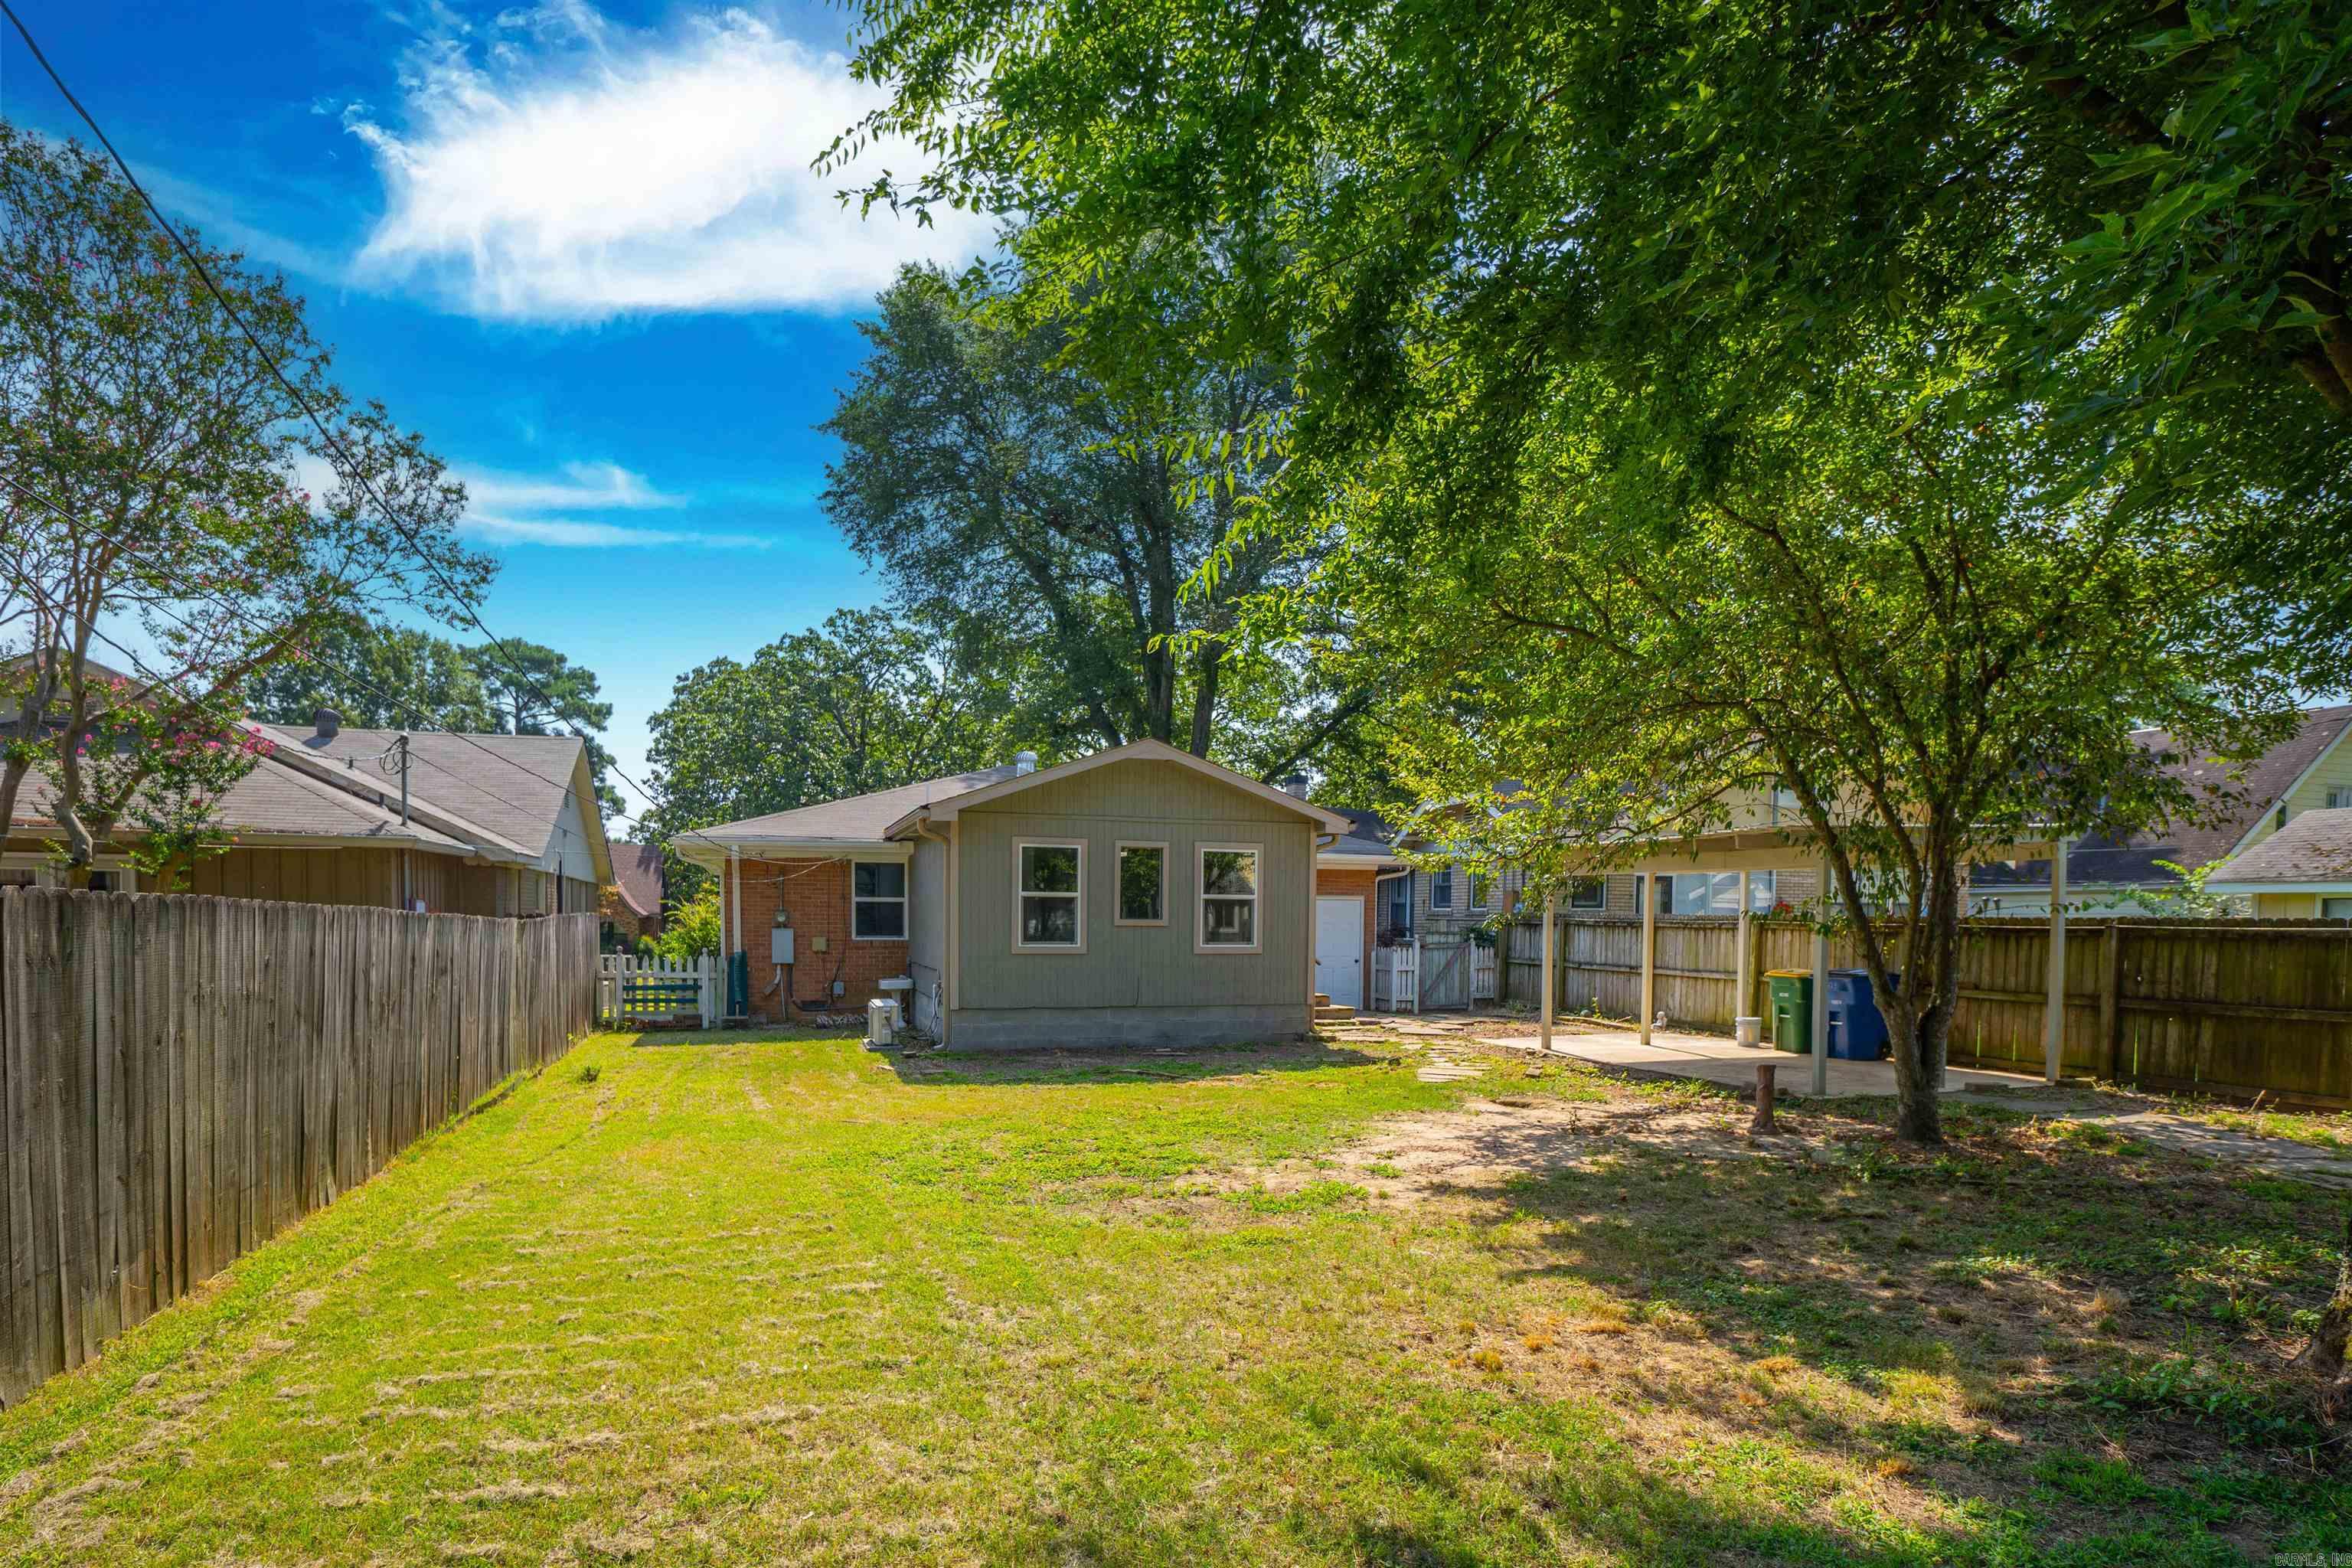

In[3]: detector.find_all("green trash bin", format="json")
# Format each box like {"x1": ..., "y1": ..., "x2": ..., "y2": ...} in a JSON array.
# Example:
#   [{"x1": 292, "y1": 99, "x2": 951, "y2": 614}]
[{"x1": 1766, "y1": 970, "x2": 1814, "y2": 1054}]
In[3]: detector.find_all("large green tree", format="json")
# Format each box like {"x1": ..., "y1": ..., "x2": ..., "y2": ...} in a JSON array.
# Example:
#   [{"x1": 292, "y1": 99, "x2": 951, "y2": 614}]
[
  {"x1": 642, "y1": 608, "x2": 1021, "y2": 891},
  {"x1": 841, "y1": 0, "x2": 2351, "y2": 642},
  {"x1": 0, "y1": 123, "x2": 487, "y2": 881},
  {"x1": 1352, "y1": 353, "x2": 2304, "y2": 1144},
  {"x1": 245, "y1": 615, "x2": 499, "y2": 733},
  {"x1": 823, "y1": 264, "x2": 1376, "y2": 776},
  {"x1": 463, "y1": 639, "x2": 622, "y2": 818}
]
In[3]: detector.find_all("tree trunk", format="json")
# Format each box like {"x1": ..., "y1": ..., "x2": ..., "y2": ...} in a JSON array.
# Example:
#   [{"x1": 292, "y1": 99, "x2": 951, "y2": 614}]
[
  {"x1": 2299, "y1": 1219, "x2": 2352, "y2": 1423},
  {"x1": 1187, "y1": 638, "x2": 1222, "y2": 758}
]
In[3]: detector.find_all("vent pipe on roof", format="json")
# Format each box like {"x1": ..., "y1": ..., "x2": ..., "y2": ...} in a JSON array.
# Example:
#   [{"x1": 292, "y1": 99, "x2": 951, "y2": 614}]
[
  {"x1": 1281, "y1": 773, "x2": 1310, "y2": 799},
  {"x1": 314, "y1": 707, "x2": 341, "y2": 740},
  {"x1": 1014, "y1": 750, "x2": 1038, "y2": 776}
]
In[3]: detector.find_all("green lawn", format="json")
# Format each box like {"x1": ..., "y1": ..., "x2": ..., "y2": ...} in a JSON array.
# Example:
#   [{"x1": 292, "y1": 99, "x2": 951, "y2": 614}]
[{"x1": 2, "y1": 1027, "x2": 2347, "y2": 1565}]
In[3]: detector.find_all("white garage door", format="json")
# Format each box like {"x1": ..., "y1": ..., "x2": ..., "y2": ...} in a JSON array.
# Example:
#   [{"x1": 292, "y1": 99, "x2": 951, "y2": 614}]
[{"x1": 1315, "y1": 896, "x2": 1364, "y2": 1010}]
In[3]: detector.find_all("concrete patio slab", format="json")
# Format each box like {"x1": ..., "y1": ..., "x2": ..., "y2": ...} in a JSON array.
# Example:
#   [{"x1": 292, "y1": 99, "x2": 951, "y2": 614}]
[{"x1": 1472, "y1": 1024, "x2": 2058, "y2": 1103}]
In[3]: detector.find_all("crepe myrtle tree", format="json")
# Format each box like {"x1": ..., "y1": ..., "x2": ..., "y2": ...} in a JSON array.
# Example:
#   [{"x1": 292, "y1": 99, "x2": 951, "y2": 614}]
[
  {"x1": 0, "y1": 123, "x2": 488, "y2": 879},
  {"x1": 1349, "y1": 377, "x2": 2307, "y2": 1146},
  {"x1": 42, "y1": 680, "x2": 276, "y2": 890}
]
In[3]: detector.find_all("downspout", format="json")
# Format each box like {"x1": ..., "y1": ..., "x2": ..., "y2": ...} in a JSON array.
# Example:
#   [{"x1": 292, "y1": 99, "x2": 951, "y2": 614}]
[{"x1": 1372, "y1": 865, "x2": 1411, "y2": 1012}]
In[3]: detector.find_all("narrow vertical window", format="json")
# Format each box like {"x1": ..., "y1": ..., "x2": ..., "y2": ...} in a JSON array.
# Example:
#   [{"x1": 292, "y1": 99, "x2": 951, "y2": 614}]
[
  {"x1": 1116, "y1": 843, "x2": 1166, "y2": 924},
  {"x1": 1198, "y1": 844, "x2": 1261, "y2": 951}
]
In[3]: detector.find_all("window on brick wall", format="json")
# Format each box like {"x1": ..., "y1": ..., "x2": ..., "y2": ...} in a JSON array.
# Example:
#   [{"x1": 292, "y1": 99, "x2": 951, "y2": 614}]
[
  {"x1": 1429, "y1": 867, "x2": 1453, "y2": 911},
  {"x1": 853, "y1": 861, "x2": 907, "y2": 939},
  {"x1": 1570, "y1": 877, "x2": 1605, "y2": 910}
]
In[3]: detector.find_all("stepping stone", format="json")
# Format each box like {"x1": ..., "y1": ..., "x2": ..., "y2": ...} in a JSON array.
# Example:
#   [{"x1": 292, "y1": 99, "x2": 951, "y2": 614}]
[{"x1": 1416, "y1": 1059, "x2": 1486, "y2": 1083}]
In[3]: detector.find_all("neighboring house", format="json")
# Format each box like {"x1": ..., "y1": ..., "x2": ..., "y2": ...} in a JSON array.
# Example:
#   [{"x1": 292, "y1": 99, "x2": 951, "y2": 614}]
[
  {"x1": 2, "y1": 706, "x2": 612, "y2": 915},
  {"x1": 671, "y1": 739, "x2": 1350, "y2": 1047},
  {"x1": 1312, "y1": 804, "x2": 1403, "y2": 1011},
  {"x1": 2206, "y1": 808, "x2": 2352, "y2": 920},
  {"x1": 605, "y1": 841, "x2": 667, "y2": 946},
  {"x1": 1968, "y1": 704, "x2": 2352, "y2": 917}
]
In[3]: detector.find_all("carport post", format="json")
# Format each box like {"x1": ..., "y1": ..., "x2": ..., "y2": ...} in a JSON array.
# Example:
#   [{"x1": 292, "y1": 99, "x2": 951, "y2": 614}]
[
  {"x1": 1638, "y1": 871, "x2": 1657, "y2": 1045},
  {"x1": 1735, "y1": 870, "x2": 1753, "y2": 1020},
  {"x1": 1539, "y1": 890, "x2": 1556, "y2": 1056},
  {"x1": 2043, "y1": 836, "x2": 2070, "y2": 1084},
  {"x1": 1810, "y1": 848, "x2": 1831, "y2": 1097}
]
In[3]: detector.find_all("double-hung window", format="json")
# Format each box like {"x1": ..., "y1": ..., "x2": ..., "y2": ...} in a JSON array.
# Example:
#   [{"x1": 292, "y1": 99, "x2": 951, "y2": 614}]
[
  {"x1": 1429, "y1": 867, "x2": 1454, "y2": 912},
  {"x1": 1469, "y1": 874, "x2": 1490, "y2": 911},
  {"x1": 1569, "y1": 877, "x2": 1605, "y2": 910},
  {"x1": 1198, "y1": 844, "x2": 1261, "y2": 952},
  {"x1": 852, "y1": 861, "x2": 906, "y2": 939},
  {"x1": 2329, "y1": 787, "x2": 2352, "y2": 810},
  {"x1": 1116, "y1": 842, "x2": 1167, "y2": 924},
  {"x1": 1016, "y1": 841, "x2": 1083, "y2": 949}
]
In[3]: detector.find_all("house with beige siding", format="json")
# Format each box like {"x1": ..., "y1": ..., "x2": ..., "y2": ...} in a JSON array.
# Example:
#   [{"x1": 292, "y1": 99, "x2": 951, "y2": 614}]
[
  {"x1": 673, "y1": 740, "x2": 1351, "y2": 1048},
  {"x1": 1968, "y1": 704, "x2": 2352, "y2": 917},
  {"x1": 2, "y1": 707, "x2": 611, "y2": 916}
]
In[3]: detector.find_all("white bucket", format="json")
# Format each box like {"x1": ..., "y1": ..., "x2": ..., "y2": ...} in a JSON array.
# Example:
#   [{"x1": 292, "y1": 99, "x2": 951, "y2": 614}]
[{"x1": 1733, "y1": 1016, "x2": 1762, "y2": 1047}]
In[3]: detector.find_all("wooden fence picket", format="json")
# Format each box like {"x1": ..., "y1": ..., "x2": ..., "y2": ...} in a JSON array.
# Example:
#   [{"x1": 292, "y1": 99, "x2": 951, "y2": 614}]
[{"x1": 0, "y1": 890, "x2": 594, "y2": 1406}]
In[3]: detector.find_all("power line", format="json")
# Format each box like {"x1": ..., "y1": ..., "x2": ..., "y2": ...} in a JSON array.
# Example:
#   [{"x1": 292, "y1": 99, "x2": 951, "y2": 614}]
[
  {"x1": 0, "y1": 474, "x2": 609, "y2": 841},
  {"x1": 0, "y1": 1, "x2": 701, "y2": 851}
]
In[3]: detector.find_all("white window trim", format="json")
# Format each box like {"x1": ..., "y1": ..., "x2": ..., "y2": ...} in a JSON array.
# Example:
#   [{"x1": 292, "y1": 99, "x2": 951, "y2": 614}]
[
  {"x1": 851, "y1": 858, "x2": 908, "y2": 941},
  {"x1": 1013, "y1": 838, "x2": 1086, "y2": 954},
  {"x1": 1113, "y1": 841, "x2": 1168, "y2": 926},
  {"x1": 1196, "y1": 841, "x2": 1263, "y2": 955},
  {"x1": 1428, "y1": 867, "x2": 1454, "y2": 913},
  {"x1": 0, "y1": 851, "x2": 134, "y2": 889}
]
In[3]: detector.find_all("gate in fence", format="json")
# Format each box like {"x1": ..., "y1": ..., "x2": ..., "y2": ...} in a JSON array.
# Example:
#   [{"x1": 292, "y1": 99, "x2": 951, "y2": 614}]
[
  {"x1": 1371, "y1": 941, "x2": 1419, "y2": 1013},
  {"x1": 598, "y1": 953, "x2": 717, "y2": 1027},
  {"x1": 1419, "y1": 936, "x2": 1476, "y2": 1011}
]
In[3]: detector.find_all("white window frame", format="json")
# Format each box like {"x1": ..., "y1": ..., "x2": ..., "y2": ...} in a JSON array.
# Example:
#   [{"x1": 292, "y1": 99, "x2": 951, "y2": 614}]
[
  {"x1": 1429, "y1": 867, "x2": 1454, "y2": 912},
  {"x1": 1468, "y1": 871, "x2": 1490, "y2": 911},
  {"x1": 1196, "y1": 841, "x2": 1264, "y2": 955},
  {"x1": 851, "y1": 859, "x2": 908, "y2": 941},
  {"x1": 1113, "y1": 841, "x2": 1168, "y2": 926},
  {"x1": 2329, "y1": 787, "x2": 2352, "y2": 810},
  {"x1": 1013, "y1": 839, "x2": 1086, "y2": 953},
  {"x1": 0, "y1": 852, "x2": 133, "y2": 890}
]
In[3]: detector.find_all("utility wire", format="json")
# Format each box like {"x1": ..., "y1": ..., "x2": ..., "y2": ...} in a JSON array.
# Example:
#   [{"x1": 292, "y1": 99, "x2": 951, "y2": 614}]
[
  {"x1": 0, "y1": 1, "x2": 710, "y2": 853},
  {"x1": 0, "y1": 472, "x2": 610, "y2": 840}
]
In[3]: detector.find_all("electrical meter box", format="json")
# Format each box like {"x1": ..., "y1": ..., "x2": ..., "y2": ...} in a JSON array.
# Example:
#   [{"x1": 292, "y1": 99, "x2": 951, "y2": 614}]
[{"x1": 770, "y1": 926, "x2": 795, "y2": 965}]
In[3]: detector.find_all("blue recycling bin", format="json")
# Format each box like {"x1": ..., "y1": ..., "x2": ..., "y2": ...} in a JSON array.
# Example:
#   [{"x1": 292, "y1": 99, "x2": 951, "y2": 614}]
[{"x1": 1824, "y1": 969, "x2": 1898, "y2": 1060}]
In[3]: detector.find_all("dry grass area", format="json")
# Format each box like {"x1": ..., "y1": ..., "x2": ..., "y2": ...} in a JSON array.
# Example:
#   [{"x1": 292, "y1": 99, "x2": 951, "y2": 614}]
[{"x1": 0, "y1": 1025, "x2": 2347, "y2": 1566}]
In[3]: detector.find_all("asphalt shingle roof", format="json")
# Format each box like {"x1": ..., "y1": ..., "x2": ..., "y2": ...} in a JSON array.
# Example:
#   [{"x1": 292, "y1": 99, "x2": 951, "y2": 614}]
[
  {"x1": 1324, "y1": 806, "x2": 1401, "y2": 860},
  {"x1": 693, "y1": 766, "x2": 1024, "y2": 843},
  {"x1": 256, "y1": 724, "x2": 586, "y2": 860},
  {"x1": 8, "y1": 748, "x2": 473, "y2": 852},
  {"x1": 1970, "y1": 704, "x2": 2352, "y2": 888},
  {"x1": 2209, "y1": 808, "x2": 2352, "y2": 888},
  {"x1": 611, "y1": 841, "x2": 665, "y2": 916}
]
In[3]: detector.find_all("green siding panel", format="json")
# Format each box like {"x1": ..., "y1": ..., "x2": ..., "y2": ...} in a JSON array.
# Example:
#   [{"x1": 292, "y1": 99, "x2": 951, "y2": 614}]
[{"x1": 954, "y1": 760, "x2": 1313, "y2": 1018}]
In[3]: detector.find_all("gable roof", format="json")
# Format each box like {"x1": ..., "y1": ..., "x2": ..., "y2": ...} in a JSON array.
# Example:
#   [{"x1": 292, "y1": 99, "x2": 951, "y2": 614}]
[
  {"x1": 250, "y1": 724, "x2": 612, "y2": 883},
  {"x1": 671, "y1": 741, "x2": 1353, "y2": 867},
  {"x1": 2207, "y1": 808, "x2": 2352, "y2": 894},
  {"x1": 610, "y1": 841, "x2": 666, "y2": 917},
  {"x1": 882, "y1": 740, "x2": 1354, "y2": 836},
  {"x1": 8, "y1": 746, "x2": 475, "y2": 853},
  {"x1": 1971, "y1": 704, "x2": 2352, "y2": 889}
]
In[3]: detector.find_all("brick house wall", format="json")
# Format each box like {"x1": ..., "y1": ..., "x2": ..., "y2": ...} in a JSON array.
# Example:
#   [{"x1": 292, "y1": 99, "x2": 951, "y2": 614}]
[{"x1": 728, "y1": 856, "x2": 911, "y2": 1024}]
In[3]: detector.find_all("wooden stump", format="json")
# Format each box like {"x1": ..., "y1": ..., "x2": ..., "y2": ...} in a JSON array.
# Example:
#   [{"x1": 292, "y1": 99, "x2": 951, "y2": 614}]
[{"x1": 1750, "y1": 1063, "x2": 1779, "y2": 1136}]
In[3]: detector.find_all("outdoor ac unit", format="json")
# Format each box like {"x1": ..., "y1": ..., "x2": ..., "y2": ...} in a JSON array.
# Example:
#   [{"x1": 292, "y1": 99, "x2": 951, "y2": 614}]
[{"x1": 867, "y1": 998, "x2": 897, "y2": 1046}]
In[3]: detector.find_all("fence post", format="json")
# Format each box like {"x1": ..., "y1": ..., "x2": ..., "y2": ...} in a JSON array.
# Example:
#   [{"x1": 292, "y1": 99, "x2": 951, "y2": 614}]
[{"x1": 2099, "y1": 923, "x2": 2122, "y2": 1084}]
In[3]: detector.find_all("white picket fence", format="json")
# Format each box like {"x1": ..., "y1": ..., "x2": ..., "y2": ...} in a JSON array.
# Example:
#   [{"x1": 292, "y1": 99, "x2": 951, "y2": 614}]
[
  {"x1": 1372, "y1": 941, "x2": 1419, "y2": 1013},
  {"x1": 597, "y1": 952, "x2": 717, "y2": 1027}
]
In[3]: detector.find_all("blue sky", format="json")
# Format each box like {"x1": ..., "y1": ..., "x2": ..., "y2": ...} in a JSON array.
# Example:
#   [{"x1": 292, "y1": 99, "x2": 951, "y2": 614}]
[{"x1": 3, "y1": 0, "x2": 998, "y2": 828}]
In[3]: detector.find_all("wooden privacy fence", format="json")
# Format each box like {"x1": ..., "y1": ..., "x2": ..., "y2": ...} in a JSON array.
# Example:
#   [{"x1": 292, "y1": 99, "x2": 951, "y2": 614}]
[
  {"x1": 0, "y1": 888, "x2": 596, "y2": 1405},
  {"x1": 1504, "y1": 915, "x2": 2352, "y2": 1104}
]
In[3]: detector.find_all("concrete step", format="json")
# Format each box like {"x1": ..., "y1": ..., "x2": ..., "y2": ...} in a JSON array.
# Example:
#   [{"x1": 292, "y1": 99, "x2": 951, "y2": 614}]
[
  {"x1": 1313, "y1": 993, "x2": 1332, "y2": 1008},
  {"x1": 1314, "y1": 1004, "x2": 1357, "y2": 1022}
]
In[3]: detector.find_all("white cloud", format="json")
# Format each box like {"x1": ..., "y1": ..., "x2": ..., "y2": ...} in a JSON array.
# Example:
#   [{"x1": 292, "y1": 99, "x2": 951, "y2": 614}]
[
  {"x1": 291, "y1": 451, "x2": 766, "y2": 548},
  {"x1": 463, "y1": 514, "x2": 773, "y2": 548},
  {"x1": 345, "y1": 4, "x2": 995, "y2": 321},
  {"x1": 456, "y1": 460, "x2": 686, "y2": 511}
]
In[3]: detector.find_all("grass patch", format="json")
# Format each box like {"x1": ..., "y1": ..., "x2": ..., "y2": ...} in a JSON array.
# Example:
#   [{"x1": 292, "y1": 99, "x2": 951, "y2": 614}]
[{"x1": 2, "y1": 1026, "x2": 2348, "y2": 1565}]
